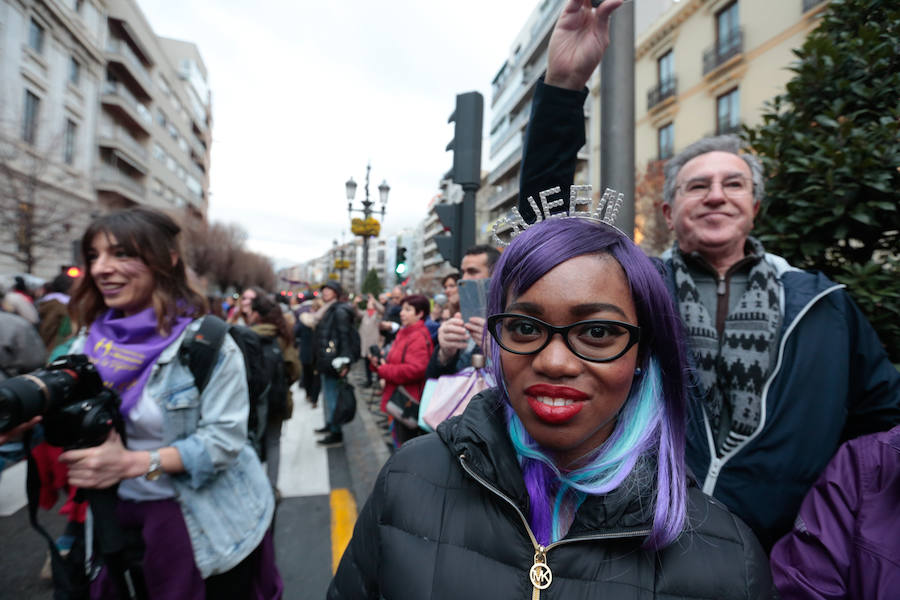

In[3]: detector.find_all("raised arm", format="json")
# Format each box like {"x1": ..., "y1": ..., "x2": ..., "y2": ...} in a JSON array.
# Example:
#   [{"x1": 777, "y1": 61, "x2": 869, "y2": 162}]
[{"x1": 518, "y1": 0, "x2": 622, "y2": 222}]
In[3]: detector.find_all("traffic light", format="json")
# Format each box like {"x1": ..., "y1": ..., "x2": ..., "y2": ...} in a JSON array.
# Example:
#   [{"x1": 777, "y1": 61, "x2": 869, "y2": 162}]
[
  {"x1": 446, "y1": 92, "x2": 483, "y2": 189},
  {"x1": 433, "y1": 202, "x2": 461, "y2": 267},
  {"x1": 395, "y1": 246, "x2": 408, "y2": 276}
]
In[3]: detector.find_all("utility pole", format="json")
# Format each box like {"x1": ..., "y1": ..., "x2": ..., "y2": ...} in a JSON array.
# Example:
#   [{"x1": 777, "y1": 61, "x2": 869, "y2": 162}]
[{"x1": 600, "y1": 1, "x2": 635, "y2": 238}]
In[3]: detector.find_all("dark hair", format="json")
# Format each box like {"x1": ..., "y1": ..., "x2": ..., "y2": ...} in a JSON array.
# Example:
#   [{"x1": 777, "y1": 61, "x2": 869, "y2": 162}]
[
  {"x1": 48, "y1": 272, "x2": 75, "y2": 294},
  {"x1": 441, "y1": 272, "x2": 460, "y2": 287},
  {"x1": 486, "y1": 217, "x2": 689, "y2": 550},
  {"x1": 402, "y1": 294, "x2": 430, "y2": 321},
  {"x1": 69, "y1": 207, "x2": 207, "y2": 335},
  {"x1": 464, "y1": 244, "x2": 501, "y2": 274},
  {"x1": 250, "y1": 292, "x2": 292, "y2": 345},
  {"x1": 207, "y1": 295, "x2": 226, "y2": 319}
]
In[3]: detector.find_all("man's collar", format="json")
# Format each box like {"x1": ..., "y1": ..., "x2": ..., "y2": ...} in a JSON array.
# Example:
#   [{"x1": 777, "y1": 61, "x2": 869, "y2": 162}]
[{"x1": 673, "y1": 236, "x2": 766, "y2": 273}]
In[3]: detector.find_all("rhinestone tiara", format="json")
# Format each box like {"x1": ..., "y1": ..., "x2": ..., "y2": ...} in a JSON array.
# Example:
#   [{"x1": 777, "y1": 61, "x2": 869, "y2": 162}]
[{"x1": 491, "y1": 185, "x2": 626, "y2": 248}]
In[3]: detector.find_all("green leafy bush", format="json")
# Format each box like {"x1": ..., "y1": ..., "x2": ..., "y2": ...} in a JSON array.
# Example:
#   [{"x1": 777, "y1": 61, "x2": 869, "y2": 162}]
[{"x1": 744, "y1": 0, "x2": 900, "y2": 361}]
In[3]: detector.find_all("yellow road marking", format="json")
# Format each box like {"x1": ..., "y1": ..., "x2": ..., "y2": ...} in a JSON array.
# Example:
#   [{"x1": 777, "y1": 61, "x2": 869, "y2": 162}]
[{"x1": 330, "y1": 488, "x2": 358, "y2": 574}]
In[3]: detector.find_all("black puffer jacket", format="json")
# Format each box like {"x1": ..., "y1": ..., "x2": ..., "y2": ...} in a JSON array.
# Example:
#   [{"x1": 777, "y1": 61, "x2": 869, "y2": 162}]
[
  {"x1": 315, "y1": 302, "x2": 353, "y2": 375},
  {"x1": 329, "y1": 390, "x2": 774, "y2": 599}
]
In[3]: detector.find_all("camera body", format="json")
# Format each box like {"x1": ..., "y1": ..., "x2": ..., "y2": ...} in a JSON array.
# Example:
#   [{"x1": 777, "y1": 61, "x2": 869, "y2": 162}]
[
  {"x1": 0, "y1": 354, "x2": 122, "y2": 449},
  {"x1": 368, "y1": 344, "x2": 382, "y2": 361}
]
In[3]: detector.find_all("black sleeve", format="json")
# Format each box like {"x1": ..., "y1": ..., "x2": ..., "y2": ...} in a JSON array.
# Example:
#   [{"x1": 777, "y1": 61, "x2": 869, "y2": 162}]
[
  {"x1": 424, "y1": 344, "x2": 458, "y2": 380},
  {"x1": 336, "y1": 305, "x2": 354, "y2": 361},
  {"x1": 518, "y1": 77, "x2": 589, "y2": 223},
  {"x1": 842, "y1": 291, "x2": 900, "y2": 440},
  {"x1": 327, "y1": 457, "x2": 387, "y2": 599}
]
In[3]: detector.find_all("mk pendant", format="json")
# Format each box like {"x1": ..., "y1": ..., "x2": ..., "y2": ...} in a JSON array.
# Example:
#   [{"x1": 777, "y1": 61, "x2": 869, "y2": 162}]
[{"x1": 529, "y1": 548, "x2": 552, "y2": 590}]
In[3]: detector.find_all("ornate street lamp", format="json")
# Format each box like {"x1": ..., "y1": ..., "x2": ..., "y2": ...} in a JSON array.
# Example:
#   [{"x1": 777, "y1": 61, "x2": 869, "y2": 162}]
[{"x1": 347, "y1": 163, "x2": 388, "y2": 280}]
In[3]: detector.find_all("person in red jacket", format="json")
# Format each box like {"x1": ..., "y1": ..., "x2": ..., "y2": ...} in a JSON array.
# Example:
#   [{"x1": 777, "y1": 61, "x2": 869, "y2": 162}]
[{"x1": 372, "y1": 294, "x2": 433, "y2": 447}]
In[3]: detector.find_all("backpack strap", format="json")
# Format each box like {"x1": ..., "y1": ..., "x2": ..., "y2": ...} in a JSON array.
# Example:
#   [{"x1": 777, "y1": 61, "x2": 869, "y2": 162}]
[{"x1": 179, "y1": 315, "x2": 228, "y2": 394}]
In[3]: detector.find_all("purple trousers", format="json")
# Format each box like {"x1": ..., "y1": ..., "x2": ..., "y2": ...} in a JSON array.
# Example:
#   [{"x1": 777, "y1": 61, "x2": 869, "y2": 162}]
[{"x1": 90, "y1": 498, "x2": 282, "y2": 599}]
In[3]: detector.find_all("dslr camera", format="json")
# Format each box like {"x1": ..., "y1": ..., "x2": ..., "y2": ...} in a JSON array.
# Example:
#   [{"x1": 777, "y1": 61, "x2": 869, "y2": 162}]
[
  {"x1": 369, "y1": 344, "x2": 382, "y2": 361},
  {"x1": 0, "y1": 354, "x2": 122, "y2": 449}
]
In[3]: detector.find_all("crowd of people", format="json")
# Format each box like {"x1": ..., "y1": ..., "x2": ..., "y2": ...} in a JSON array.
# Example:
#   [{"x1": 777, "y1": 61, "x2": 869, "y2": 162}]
[{"x1": 0, "y1": 1, "x2": 897, "y2": 599}]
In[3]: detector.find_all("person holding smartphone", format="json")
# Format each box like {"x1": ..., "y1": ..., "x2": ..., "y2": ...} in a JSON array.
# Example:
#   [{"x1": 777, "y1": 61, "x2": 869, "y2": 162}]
[{"x1": 426, "y1": 245, "x2": 500, "y2": 379}]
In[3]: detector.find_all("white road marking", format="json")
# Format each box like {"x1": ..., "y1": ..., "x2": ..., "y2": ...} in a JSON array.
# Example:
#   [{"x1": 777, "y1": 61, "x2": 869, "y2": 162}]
[{"x1": 275, "y1": 383, "x2": 330, "y2": 498}]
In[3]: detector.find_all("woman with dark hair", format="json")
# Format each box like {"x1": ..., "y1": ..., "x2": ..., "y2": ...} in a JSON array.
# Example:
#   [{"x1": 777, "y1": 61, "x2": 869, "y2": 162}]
[
  {"x1": 330, "y1": 213, "x2": 771, "y2": 598},
  {"x1": 248, "y1": 292, "x2": 301, "y2": 493},
  {"x1": 58, "y1": 207, "x2": 281, "y2": 599},
  {"x1": 371, "y1": 294, "x2": 433, "y2": 447}
]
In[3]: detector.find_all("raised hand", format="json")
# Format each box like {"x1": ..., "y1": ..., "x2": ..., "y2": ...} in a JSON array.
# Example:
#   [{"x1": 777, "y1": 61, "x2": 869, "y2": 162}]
[{"x1": 546, "y1": 0, "x2": 624, "y2": 90}]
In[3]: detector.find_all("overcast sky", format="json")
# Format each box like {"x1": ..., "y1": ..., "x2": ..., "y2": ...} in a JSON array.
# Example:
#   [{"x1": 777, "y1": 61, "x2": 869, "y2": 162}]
[{"x1": 137, "y1": 0, "x2": 540, "y2": 269}]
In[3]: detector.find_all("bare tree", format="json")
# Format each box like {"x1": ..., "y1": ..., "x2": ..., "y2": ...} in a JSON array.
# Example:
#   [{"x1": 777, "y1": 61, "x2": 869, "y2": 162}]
[
  {"x1": 0, "y1": 130, "x2": 86, "y2": 274},
  {"x1": 634, "y1": 160, "x2": 672, "y2": 256}
]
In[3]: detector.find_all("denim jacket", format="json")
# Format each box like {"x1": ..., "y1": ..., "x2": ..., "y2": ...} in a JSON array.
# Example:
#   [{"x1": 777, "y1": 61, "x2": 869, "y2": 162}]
[{"x1": 70, "y1": 318, "x2": 274, "y2": 577}]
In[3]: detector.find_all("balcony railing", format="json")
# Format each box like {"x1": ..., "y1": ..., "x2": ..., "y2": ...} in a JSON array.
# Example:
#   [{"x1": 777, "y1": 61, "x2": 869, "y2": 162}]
[
  {"x1": 95, "y1": 164, "x2": 146, "y2": 200},
  {"x1": 98, "y1": 119, "x2": 148, "y2": 163},
  {"x1": 802, "y1": 0, "x2": 826, "y2": 11},
  {"x1": 102, "y1": 81, "x2": 153, "y2": 128},
  {"x1": 703, "y1": 29, "x2": 744, "y2": 75},
  {"x1": 647, "y1": 77, "x2": 678, "y2": 110},
  {"x1": 106, "y1": 38, "x2": 153, "y2": 94}
]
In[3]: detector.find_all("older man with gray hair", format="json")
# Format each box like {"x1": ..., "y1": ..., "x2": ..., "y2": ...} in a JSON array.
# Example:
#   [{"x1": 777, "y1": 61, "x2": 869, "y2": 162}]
[{"x1": 517, "y1": 0, "x2": 900, "y2": 549}]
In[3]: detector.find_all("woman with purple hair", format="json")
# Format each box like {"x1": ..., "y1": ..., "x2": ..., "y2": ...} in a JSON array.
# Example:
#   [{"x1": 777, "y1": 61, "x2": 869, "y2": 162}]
[{"x1": 329, "y1": 215, "x2": 772, "y2": 599}]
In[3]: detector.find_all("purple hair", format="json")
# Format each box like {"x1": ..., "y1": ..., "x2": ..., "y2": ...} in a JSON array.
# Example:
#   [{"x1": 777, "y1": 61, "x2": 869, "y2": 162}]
[{"x1": 486, "y1": 217, "x2": 689, "y2": 549}]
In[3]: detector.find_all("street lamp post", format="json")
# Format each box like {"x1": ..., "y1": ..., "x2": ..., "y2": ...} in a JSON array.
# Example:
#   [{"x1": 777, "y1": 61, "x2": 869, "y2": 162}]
[{"x1": 346, "y1": 162, "x2": 389, "y2": 283}]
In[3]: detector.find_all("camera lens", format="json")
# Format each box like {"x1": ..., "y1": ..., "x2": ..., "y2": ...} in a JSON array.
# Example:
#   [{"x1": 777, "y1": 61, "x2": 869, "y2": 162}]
[
  {"x1": 0, "y1": 376, "x2": 48, "y2": 433},
  {"x1": 0, "y1": 369, "x2": 78, "y2": 433}
]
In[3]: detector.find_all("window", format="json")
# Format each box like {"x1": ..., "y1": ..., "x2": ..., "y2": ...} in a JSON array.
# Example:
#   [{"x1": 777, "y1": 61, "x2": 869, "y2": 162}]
[
  {"x1": 658, "y1": 51, "x2": 674, "y2": 89},
  {"x1": 717, "y1": 88, "x2": 740, "y2": 134},
  {"x1": 69, "y1": 57, "x2": 81, "y2": 86},
  {"x1": 22, "y1": 90, "x2": 40, "y2": 144},
  {"x1": 153, "y1": 143, "x2": 165, "y2": 162},
  {"x1": 716, "y1": 2, "x2": 740, "y2": 53},
  {"x1": 64, "y1": 119, "x2": 77, "y2": 165},
  {"x1": 28, "y1": 18, "x2": 45, "y2": 54},
  {"x1": 74, "y1": 0, "x2": 84, "y2": 13},
  {"x1": 157, "y1": 109, "x2": 167, "y2": 127},
  {"x1": 658, "y1": 123, "x2": 674, "y2": 160}
]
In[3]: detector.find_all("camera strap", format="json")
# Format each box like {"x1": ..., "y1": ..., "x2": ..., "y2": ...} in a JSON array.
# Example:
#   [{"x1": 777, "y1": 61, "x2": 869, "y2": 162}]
[{"x1": 23, "y1": 431, "x2": 89, "y2": 599}]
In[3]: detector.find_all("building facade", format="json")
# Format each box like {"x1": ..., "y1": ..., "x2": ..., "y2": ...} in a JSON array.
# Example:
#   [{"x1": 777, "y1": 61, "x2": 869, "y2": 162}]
[
  {"x1": 0, "y1": 0, "x2": 210, "y2": 280},
  {"x1": 636, "y1": 0, "x2": 829, "y2": 167}
]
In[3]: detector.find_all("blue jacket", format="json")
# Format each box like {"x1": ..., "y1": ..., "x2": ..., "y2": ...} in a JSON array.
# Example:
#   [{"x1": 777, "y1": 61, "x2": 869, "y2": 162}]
[
  {"x1": 519, "y1": 78, "x2": 900, "y2": 548},
  {"x1": 71, "y1": 319, "x2": 274, "y2": 577},
  {"x1": 665, "y1": 253, "x2": 900, "y2": 548}
]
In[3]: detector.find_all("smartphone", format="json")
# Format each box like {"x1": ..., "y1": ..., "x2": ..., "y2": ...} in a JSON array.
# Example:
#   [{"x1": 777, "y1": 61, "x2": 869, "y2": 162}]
[{"x1": 458, "y1": 278, "x2": 490, "y2": 323}]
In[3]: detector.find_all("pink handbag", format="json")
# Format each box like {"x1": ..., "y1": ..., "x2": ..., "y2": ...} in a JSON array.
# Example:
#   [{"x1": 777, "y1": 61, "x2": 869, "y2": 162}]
[{"x1": 421, "y1": 367, "x2": 494, "y2": 431}]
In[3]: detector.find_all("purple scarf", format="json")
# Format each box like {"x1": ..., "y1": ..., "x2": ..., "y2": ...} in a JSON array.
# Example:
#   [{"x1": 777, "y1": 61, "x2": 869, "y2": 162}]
[{"x1": 85, "y1": 308, "x2": 193, "y2": 415}]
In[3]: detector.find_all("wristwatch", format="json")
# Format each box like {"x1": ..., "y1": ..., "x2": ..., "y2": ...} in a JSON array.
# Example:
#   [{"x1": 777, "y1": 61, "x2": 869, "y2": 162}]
[{"x1": 145, "y1": 450, "x2": 163, "y2": 481}]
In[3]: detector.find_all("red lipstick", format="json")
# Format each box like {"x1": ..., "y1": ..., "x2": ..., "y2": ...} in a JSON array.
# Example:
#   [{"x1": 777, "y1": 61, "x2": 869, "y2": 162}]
[{"x1": 524, "y1": 384, "x2": 588, "y2": 425}]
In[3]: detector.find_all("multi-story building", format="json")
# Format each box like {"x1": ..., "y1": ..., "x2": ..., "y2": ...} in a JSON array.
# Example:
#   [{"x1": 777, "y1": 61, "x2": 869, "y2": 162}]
[
  {"x1": 0, "y1": 0, "x2": 210, "y2": 280},
  {"x1": 636, "y1": 0, "x2": 829, "y2": 167},
  {"x1": 0, "y1": 0, "x2": 105, "y2": 277},
  {"x1": 100, "y1": 0, "x2": 210, "y2": 220},
  {"x1": 484, "y1": 0, "x2": 572, "y2": 229}
]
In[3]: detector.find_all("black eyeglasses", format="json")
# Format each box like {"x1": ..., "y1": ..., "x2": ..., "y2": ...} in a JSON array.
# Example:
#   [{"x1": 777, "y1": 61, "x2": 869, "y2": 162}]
[{"x1": 487, "y1": 313, "x2": 640, "y2": 363}]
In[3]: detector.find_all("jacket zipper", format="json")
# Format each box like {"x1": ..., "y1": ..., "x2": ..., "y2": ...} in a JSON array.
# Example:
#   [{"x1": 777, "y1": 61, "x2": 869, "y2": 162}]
[
  {"x1": 458, "y1": 455, "x2": 651, "y2": 599},
  {"x1": 700, "y1": 283, "x2": 846, "y2": 495}
]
